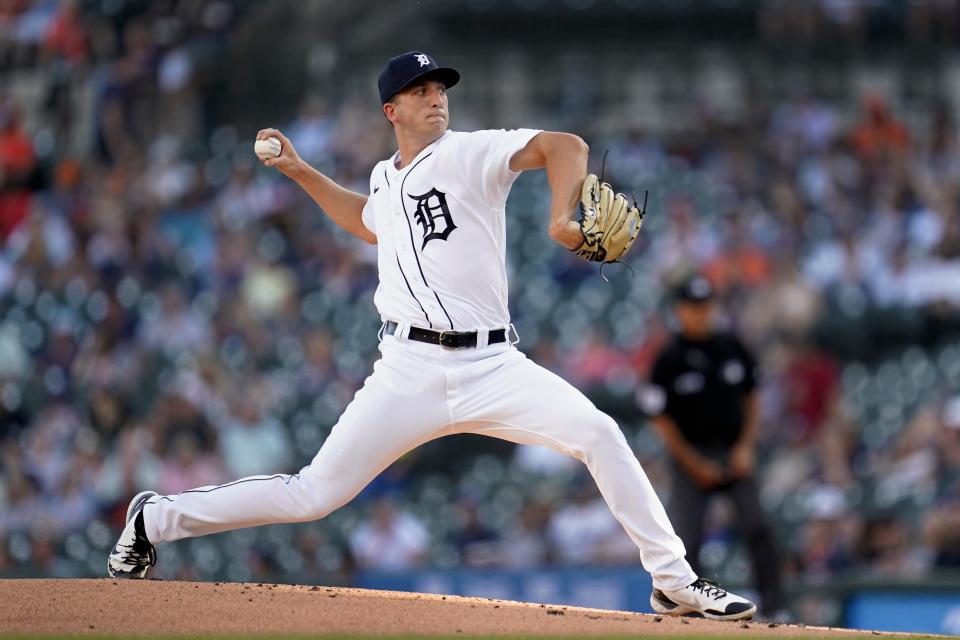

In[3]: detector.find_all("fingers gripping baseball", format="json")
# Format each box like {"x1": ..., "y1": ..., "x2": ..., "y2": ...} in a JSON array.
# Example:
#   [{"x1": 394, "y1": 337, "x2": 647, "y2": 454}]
[{"x1": 255, "y1": 128, "x2": 301, "y2": 175}]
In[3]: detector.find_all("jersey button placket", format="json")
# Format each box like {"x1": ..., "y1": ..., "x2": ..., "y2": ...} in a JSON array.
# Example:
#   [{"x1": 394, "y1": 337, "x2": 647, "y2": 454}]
[
  {"x1": 392, "y1": 186, "x2": 406, "y2": 249},
  {"x1": 392, "y1": 184, "x2": 422, "y2": 317},
  {"x1": 394, "y1": 187, "x2": 414, "y2": 258}
]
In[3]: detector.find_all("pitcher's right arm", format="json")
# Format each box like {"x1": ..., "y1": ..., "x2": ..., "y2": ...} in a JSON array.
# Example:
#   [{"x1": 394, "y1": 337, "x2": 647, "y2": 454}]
[{"x1": 257, "y1": 128, "x2": 376, "y2": 245}]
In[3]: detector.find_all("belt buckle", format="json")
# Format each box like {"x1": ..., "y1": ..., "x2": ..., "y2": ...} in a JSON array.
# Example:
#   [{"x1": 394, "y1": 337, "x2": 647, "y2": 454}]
[{"x1": 438, "y1": 330, "x2": 468, "y2": 350}]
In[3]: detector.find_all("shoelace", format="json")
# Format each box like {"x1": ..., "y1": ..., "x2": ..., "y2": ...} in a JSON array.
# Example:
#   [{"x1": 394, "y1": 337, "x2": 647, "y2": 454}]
[
  {"x1": 690, "y1": 578, "x2": 727, "y2": 600},
  {"x1": 118, "y1": 536, "x2": 156, "y2": 569}
]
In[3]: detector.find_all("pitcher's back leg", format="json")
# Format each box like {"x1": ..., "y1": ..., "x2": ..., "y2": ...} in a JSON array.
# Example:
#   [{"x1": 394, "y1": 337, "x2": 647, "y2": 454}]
[{"x1": 142, "y1": 347, "x2": 451, "y2": 544}]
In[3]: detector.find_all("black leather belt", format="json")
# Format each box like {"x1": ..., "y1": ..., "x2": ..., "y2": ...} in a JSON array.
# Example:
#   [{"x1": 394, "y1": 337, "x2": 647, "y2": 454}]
[{"x1": 384, "y1": 321, "x2": 507, "y2": 349}]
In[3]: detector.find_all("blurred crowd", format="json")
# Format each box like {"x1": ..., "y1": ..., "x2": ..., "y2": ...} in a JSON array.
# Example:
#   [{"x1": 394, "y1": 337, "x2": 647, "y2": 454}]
[{"x1": 1, "y1": 0, "x2": 959, "y2": 625}]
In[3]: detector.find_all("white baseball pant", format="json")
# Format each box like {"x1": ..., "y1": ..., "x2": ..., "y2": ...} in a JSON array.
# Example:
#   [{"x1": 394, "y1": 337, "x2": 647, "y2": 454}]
[{"x1": 142, "y1": 332, "x2": 697, "y2": 591}]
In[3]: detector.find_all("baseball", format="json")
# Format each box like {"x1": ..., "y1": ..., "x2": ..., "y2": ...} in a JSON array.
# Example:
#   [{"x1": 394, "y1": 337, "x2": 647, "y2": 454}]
[{"x1": 254, "y1": 136, "x2": 282, "y2": 160}]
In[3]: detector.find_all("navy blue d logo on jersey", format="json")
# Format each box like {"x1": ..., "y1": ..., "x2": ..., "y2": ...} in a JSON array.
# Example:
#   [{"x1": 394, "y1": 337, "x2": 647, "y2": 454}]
[{"x1": 409, "y1": 188, "x2": 457, "y2": 249}]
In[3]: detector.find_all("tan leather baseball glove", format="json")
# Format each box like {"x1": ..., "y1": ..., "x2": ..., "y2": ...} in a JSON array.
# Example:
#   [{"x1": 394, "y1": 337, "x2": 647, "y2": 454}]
[{"x1": 572, "y1": 173, "x2": 646, "y2": 264}]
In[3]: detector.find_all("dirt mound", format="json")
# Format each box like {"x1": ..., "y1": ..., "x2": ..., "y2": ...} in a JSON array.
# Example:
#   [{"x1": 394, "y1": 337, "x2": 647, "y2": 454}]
[{"x1": 0, "y1": 579, "x2": 932, "y2": 637}]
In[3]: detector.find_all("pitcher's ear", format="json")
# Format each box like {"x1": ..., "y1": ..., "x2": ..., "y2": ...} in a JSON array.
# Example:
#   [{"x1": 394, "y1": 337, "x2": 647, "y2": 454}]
[{"x1": 383, "y1": 99, "x2": 398, "y2": 123}]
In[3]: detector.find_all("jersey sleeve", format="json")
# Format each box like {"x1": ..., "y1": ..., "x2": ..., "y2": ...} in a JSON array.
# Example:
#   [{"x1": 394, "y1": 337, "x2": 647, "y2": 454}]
[
  {"x1": 360, "y1": 167, "x2": 378, "y2": 235},
  {"x1": 453, "y1": 128, "x2": 543, "y2": 209},
  {"x1": 361, "y1": 198, "x2": 376, "y2": 235}
]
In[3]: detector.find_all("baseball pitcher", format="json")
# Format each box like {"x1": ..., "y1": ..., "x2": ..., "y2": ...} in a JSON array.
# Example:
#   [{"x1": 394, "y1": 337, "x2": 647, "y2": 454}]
[{"x1": 109, "y1": 51, "x2": 756, "y2": 620}]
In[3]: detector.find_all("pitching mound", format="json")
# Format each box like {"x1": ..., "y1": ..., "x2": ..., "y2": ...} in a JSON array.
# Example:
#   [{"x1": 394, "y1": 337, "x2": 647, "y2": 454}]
[{"x1": 0, "y1": 579, "x2": 937, "y2": 637}]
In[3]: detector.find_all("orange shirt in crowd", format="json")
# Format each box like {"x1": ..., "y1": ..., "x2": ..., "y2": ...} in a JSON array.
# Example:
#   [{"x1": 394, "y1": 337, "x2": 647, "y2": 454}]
[{"x1": 0, "y1": 123, "x2": 36, "y2": 240}]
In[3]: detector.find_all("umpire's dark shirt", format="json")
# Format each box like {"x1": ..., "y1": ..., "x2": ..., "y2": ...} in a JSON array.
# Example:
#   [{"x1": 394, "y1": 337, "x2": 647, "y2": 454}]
[{"x1": 641, "y1": 332, "x2": 757, "y2": 450}]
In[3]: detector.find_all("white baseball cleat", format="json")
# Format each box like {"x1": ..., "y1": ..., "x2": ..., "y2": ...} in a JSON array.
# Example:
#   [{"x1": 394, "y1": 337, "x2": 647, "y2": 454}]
[
  {"x1": 107, "y1": 490, "x2": 158, "y2": 579},
  {"x1": 651, "y1": 578, "x2": 757, "y2": 621}
]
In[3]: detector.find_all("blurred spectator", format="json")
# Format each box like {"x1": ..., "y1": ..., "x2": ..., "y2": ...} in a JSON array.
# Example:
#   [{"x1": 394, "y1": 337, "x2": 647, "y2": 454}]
[
  {"x1": 216, "y1": 391, "x2": 292, "y2": 479},
  {"x1": 349, "y1": 497, "x2": 429, "y2": 571},
  {"x1": 453, "y1": 498, "x2": 500, "y2": 568},
  {"x1": 851, "y1": 96, "x2": 910, "y2": 163},
  {"x1": 564, "y1": 327, "x2": 629, "y2": 390},
  {"x1": 498, "y1": 502, "x2": 550, "y2": 568},
  {"x1": 0, "y1": 101, "x2": 37, "y2": 240},
  {"x1": 858, "y1": 515, "x2": 927, "y2": 578},
  {"x1": 939, "y1": 396, "x2": 960, "y2": 470},
  {"x1": 781, "y1": 335, "x2": 840, "y2": 443},
  {"x1": 924, "y1": 496, "x2": 960, "y2": 569},
  {"x1": 790, "y1": 511, "x2": 856, "y2": 582},
  {"x1": 294, "y1": 527, "x2": 354, "y2": 584},
  {"x1": 874, "y1": 407, "x2": 940, "y2": 510},
  {"x1": 546, "y1": 477, "x2": 635, "y2": 566},
  {"x1": 741, "y1": 253, "x2": 820, "y2": 338},
  {"x1": 157, "y1": 431, "x2": 224, "y2": 496},
  {"x1": 42, "y1": 0, "x2": 88, "y2": 67},
  {"x1": 139, "y1": 284, "x2": 211, "y2": 352},
  {"x1": 651, "y1": 193, "x2": 717, "y2": 278},
  {"x1": 702, "y1": 214, "x2": 772, "y2": 295},
  {"x1": 286, "y1": 96, "x2": 334, "y2": 166}
]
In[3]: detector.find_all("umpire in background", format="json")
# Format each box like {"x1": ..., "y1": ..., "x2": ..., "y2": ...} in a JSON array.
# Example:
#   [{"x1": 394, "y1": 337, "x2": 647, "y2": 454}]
[{"x1": 639, "y1": 274, "x2": 786, "y2": 617}]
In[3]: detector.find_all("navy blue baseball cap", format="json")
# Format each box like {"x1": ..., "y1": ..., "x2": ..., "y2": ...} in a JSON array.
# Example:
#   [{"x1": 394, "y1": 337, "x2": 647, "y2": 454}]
[
  {"x1": 378, "y1": 51, "x2": 460, "y2": 104},
  {"x1": 673, "y1": 275, "x2": 715, "y2": 304}
]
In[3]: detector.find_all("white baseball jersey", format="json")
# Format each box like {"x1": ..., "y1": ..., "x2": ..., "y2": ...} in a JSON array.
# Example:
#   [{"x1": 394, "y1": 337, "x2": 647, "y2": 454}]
[{"x1": 361, "y1": 128, "x2": 542, "y2": 330}]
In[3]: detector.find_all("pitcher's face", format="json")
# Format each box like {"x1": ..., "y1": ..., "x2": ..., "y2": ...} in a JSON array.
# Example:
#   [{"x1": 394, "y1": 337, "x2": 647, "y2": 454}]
[{"x1": 384, "y1": 79, "x2": 449, "y2": 140}]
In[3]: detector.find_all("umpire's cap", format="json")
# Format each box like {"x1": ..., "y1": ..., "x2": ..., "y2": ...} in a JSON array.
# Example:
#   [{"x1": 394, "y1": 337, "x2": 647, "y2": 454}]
[
  {"x1": 378, "y1": 51, "x2": 460, "y2": 104},
  {"x1": 673, "y1": 274, "x2": 715, "y2": 304}
]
